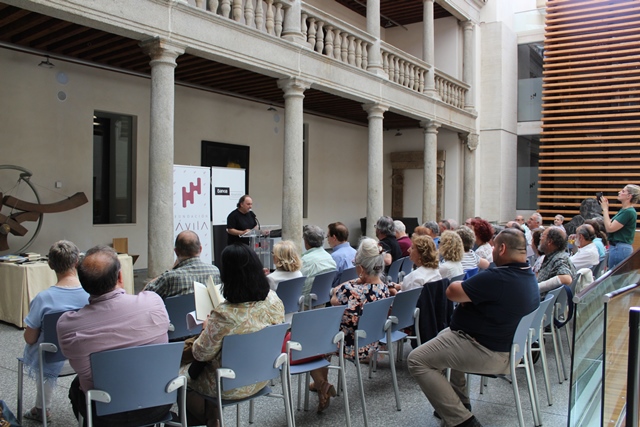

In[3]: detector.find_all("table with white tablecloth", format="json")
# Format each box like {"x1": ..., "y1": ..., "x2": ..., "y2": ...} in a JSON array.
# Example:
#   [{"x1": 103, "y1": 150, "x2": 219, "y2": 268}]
[{"x1": 0, "y1": 254, "x2": 134, "y2": 328}]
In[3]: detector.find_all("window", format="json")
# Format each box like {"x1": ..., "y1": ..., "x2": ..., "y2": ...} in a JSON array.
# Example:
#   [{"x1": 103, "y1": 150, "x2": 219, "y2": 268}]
[
  {"x1": 517, "y1": 43, "x2": 544, "y2": 122},
  {"x1": 92, "y1": 111, "x2": 135, "y2": 224},
  {"x1": 516, "y1": 135, "x2": 540, "y2": 210}
]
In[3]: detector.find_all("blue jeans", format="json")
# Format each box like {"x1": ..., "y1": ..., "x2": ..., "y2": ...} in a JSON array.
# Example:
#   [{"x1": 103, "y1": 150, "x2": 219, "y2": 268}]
[{"x1": 608, "y1": 243, "x2": 633, "y2": 269}]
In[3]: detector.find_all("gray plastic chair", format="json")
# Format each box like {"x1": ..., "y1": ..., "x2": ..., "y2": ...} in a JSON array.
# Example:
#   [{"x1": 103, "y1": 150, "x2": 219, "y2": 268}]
[
  {"x1": 17, "y1": 310, "x2": 76, "y2": 427},
  {"x1": 339, "y1": 267, "x2": 358, "y2": 283},
  {"x1": 374, "y1": 287, "x2": 422, "y2": 364},
  {"x1": 306, "y1": 270, "x2": 337, "y2": 310},
  {"x1": 386, "y1": 257, "x2": 405, "y2": 283},
  {"x1": 353, "y1": 297, "x2": 395, "y2": 427},
  {"x1": 400, "y1": 257, "x2": 414, "y2": 276},
  {"x1": 545, "y1": 286, "x2": 568, "y2": 383},
  {"x1": 275, "y1": 276, "x2": 305, "y2": 316},
  {"x1": 287, "y1": 305, "x2": 350, "y2": 426},
  {"x1": 165, "y1": 293, "x2": 202, "y2": 341},
  {"x1": 214, "y1": 323, "x2": 292, "y2": 427},
  {"x1": 528, "y1": 294, "x2": 555, "y2": 415},
  {"x1": 86, "y1": 341, "x2": 187, "y2": 427}
]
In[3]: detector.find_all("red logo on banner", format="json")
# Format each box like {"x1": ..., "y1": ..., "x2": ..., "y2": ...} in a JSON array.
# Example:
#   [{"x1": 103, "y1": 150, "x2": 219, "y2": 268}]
[{"x1": 182, "y1": 178, "x2": 202, "y2": 208}]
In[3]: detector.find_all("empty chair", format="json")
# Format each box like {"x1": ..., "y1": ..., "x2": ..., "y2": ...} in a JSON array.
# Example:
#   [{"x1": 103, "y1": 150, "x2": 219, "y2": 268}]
[
  {"x1": 339, "y1": 267, "x2": 358, "y2": 283},
  {"x1": 386, "y1": 257, "x2": 405, "y2": 283},
  {"x1": 85, "y1": 341, "x2": 187, "y2": 427},
  {"x1": 165, "y1": 294, "x2": 202, "y2": 341},
  {"x1": 463, "y1": 267, "x2": 479, "y2": 280},
  {"x1": 275, "y1": 276, "x2": 305, "y2": 321},
  {"x1": 528, "y1": 294, "x2": 556, "y2": 412},
  {"x1": 352, "y1": 297, "x2": 396, "y2": 426},
  {"x1": 287, "y1": 305, "x2": 350, "y2": 426},
  {"x1": 306, "y1": 270, "x2": 337, "y2": 310},
  {"x1": 400, "y1": 257, "x2": 414, "y2": 276},
  {"x1": 17, "y1": 310, "x2": 75, "y2": 427}
]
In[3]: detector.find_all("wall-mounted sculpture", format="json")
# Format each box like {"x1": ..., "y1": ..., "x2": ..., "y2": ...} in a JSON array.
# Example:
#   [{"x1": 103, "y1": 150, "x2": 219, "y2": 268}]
[{"x1": 0, "y1": 165, "x2": 88, "y2": 253}]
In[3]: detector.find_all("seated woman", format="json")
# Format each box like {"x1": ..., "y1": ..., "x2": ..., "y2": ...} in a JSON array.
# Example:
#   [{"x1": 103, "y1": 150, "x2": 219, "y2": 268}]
[
  {"x1": 182, "y1": 243, "x2": 285, "y2": 427},
  {"x1": 396, "y1": 235, "x2": 441, "y2": 292},
  {"x1": 438, "y1": 230, "x2": 464, "y2": 280},
  {"x1": 22, "y1": 241, "x2": 89, "y2": 422},
  {"x1": 456, "y1": 226, "x2": 490, "y2": 272},
  {"x1": 267, "y1": 240, "x2": 303, "y2": 290},
  {"x1": 470, "y1": 218, "x2": 494, "y2": 263}
]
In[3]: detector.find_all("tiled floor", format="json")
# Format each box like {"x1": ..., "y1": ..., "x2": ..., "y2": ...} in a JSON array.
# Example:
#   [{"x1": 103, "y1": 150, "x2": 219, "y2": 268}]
[{"x1": 0, "y1": 270, "x2": 571, "y2": 426}]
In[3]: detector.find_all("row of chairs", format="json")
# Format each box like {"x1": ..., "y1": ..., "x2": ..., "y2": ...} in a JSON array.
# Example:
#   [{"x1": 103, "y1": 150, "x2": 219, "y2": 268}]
[{"x1": 387, "y1": 256, "x2": 415, "y2": 283}]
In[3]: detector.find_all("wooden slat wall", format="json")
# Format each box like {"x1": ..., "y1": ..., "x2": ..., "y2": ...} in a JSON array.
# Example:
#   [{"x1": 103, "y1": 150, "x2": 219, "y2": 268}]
[{"x1": 540, "y1": 0, "x2": 640, "y2": 224}]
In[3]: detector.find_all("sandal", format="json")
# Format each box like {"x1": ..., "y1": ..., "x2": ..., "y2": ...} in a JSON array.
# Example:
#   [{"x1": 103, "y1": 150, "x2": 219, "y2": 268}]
[
  {"x1": 23, "y1": 407, "x2": 52, "y2": 423},
  {"x1": 317, "y1": 381, "x2": 337, "y2": 413}
]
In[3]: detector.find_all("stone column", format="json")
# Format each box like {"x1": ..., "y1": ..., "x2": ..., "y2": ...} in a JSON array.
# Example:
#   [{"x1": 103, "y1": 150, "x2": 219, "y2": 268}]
[
  {"x1": 281, "y1": 0, "x2": 305, "y2": 45},
  {"x1": 277, "y1": 77, "x2": 311, "y2": 253},
  {"x1": 363, "y1": 103, "x2": 388, "y2": 238},
  {"x1": 366, "y1": 0, "x2": 385, "y2": 76},
  {"x1": 423, "y1": 0, "x2": 437, "y2": 96},
  {"x1": 462, "y1": 20, "x2": 477, "y2": 113},
  {"x1": 461, "y1": 132, "x2": 479, "y2": 220},
  {"x1": 141, "y1": 38, "x2": 184, "y2": 278},
  {"x1": 421, "y1": 120, "x2": 440, "y2": 222}
]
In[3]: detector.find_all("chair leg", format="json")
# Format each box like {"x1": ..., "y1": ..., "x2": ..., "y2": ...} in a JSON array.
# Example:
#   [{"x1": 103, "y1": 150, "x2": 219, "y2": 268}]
[
  {"x1": 387, "y1": 342, "x2": 401, "y2": 411},
  {"x1": 525, "y1": 343, "x2": 542, "y2": 426},
  {"x1": 303, "y1": 372, "x2": 311, "y2": 411},
  {"x1": 548, "y1": 326, "x2": 563, "y2": 384},
  {"x1": 237, "y1": 403, "x2": 241, "y2": 427},
  {"x1": 555, "y1": 325, "x2": 569, "y2": 381},
  {"x1": 510, "y1": 355, "x2": 526, "y2": 427},
  {"x1": 539, "y1": 335, "x2": 553, "y2": 406},
  {"x1": 337, "y1": 361, "x2": 351, "y2": 427},
  {"x1": 17, "y1": 359, "x2": 24, "y2": 426},
  {"x1": 281, "y1": 369, "x2": 294, "y2": 427},
  {"x1": 354, "y1": 357, "x2": 369, "y2": 427}
]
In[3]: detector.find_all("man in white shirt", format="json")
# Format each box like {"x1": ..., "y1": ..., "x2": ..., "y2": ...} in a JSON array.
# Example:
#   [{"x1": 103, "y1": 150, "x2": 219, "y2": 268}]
[{"x1": 570, "y1": 224, "x2": 600, "y2": 270}]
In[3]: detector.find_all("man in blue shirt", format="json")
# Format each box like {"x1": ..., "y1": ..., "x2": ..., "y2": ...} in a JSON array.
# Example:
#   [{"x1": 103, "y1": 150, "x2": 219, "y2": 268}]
[
  {"x1": 408, "y1": 229, "x2": 539, "y2": 427},
  {"x1": 327, "y1": 222, "x2": 356, "y2": 286}
]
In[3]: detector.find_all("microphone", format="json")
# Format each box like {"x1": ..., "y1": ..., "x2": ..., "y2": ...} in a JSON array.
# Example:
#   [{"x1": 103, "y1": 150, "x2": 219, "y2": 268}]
[{"x1": 249, "y1": 210, "x2": 260, "y2": 230}]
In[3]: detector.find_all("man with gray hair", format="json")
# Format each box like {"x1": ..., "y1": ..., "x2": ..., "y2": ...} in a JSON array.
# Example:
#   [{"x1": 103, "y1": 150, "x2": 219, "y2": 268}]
[
  {"x1": 423, "y1": 220, "x2": 441, "y2": 247},
  {"x1": 394, "y1": 220, "x2": 411, "y2": 257},
  {"x1": 376, "y1": 216, "x2": 401, "y2": 267},
  {"x1": 301, "y1": 225, "x2": 336, "y2": 296},
  {"x1": 538, "y1": 226, "x2": 576, "y2": 294}
]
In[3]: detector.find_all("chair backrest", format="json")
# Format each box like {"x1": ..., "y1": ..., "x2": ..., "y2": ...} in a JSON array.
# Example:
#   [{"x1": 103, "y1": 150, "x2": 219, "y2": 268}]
[
  {"x1": 386, "y1": 258, "x2": 404, "y2": 283},
  {"x1": 529, "y1": 294, "x2": 554, "y2": 344},
  {"x1": 90, "y1": 342, "x2": 184, "y2": 416},
  {"x1": 219, "y1": 323, "x2": 289, "y2": 391},
  {"x1": 309, "y1": 270, "x2": 337, "y2": 306},
  {"x1": 275, "y1": 276, "x2": 305, "y2": 314},
  {"x1": 450, "y1": 273, "x2": 465, "y2": 282},
  {"x1": 289, "y1": 305, "x2": 345, "y2": 361},
  {"x1": 592, "y1": 254, "x2": 608, "y2": 278},
  {"x1": 544, "y1": 287, "x2": 563, "y2": 328},
  {"x1": 339, "y1": 267, "x2": 358, "y2": 283},
  {"x1": 416, "y1": 278, "x2": 454, "y2": 343},
  {"x1": 463, "y1": 267, "x2": 478, "y2": 280},
  {"x1": 165, "y1": 293, "x2": 201, "y2": 340},
  {"x1": 355, "y1": 297, "x2": 395, "y2": 348},
  {"x1": 42, "y1": 310, "x2": 74, "y2": 364},
  {"x1": 512, "y1": 308, "x2": 539, "y2": 360},
  {"x1": 400, "y1": 257, "x2": 414, "y2": 276},
  {"x1": 389, "y1": 288, "x2": 422, "y2": 332}
]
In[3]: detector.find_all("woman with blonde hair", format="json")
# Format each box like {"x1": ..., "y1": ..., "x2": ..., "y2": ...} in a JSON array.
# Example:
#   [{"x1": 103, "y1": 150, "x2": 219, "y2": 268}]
[
  {"x1": 397, "y1": 235, "x2": 441, "y2": 291},
  {"x1": 267, "y1": 240, "x2": 302, "y2": 290},
  {"x1": 438, "y1": 230, "x2": 464, "y2": 280},
  {"x1": 601, "y1": 184, "x2": 640, "y2": 268}
]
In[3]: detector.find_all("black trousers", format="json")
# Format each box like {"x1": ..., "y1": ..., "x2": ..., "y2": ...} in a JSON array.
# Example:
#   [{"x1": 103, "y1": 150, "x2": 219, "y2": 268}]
[{"x1": 69, "y1": 376, "x2": 172, "y2": 427}]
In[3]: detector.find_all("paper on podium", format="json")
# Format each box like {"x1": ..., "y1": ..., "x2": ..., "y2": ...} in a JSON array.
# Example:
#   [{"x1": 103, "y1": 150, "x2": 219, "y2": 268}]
[{"x1": 240, "y1": 225, "x2": 281, "y2": 238}]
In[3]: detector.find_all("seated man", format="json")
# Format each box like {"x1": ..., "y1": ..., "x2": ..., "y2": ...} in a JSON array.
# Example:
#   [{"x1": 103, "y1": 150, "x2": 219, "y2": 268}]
[
  {"x1": 394, "y1": 220, "x2": 411, "y2": 257},
  {"x1": 301, "y1": 225, "x2": 337, "y2": 297},
  {"x1": 538, "y1": 226, "x2": 576, "y2": 294},
  {"x1": 570, "y1": 224, "x2": 600, "y2": 270},
  {"x1": 376, "y1": 216, "x2": 402, "y2": 267},
  {"x1": 422, "y1": 220, "x2": 441, "y2": 247},
  {"x1": 144, "y1": 230, "x2": 221, "y2": 299},
  {"x1": 407, "y1": 229, "x2": 539, "y2": 427},
  {"x1": 327, "y1": 222, "x2": 356, "y2": 286},
  {"x1": 57, "y1": 245, "x2": 170, "y2": 426}
]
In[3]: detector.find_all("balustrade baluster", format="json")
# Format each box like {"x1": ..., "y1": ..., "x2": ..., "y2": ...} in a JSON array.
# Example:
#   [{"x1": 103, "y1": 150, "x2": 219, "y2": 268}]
[
  {"x1": 347, "y1": 35, "x2": 356, "y2": 65},
  {"x1": 274, "y1": 3, "x2": 283, "y2": 37},
  {"x1": 208, "y1": 0, "x2": 219, "y2": 13},
  {"x1": 265, "y1": 0, "x2": 275, "y2": 34},
  {"x1": 361, "y1": 42, "x2": 368, "y2": 69},
  {"x1": 315, "y1": 21, "x2": 325, "y2": 53},
  {"x1": 233, "y1": 0, "x2": 242, "y2": 21},
  {"x1": 245, "y1": 0, "x2": 255, "y2": 28},
  {"x1": 255, "y1": 0, "x2": 264, "y2": 30},
  {"x1": 419, "y1": 70, "x2": 425, "y2": 93},
  {"x1": 355, "y1": 39, "x2": 362, "y2": 68},
  {"x1": 382, "y1": 52, "x2": 389, "y2": 75},
  {"x1": 325, "y1": 26, "x2": 334, "y2": 58},
  {"x1": 409, "y1": 65, "x2": 415, "y2": 90},
  {"x1": 307, "y1": 18, "x2": 316, "y2": 48},
  {"x1": 399, "y1": 60, "x2": 405, "y2": 86},
  {"x1": 392, "y1": 57, "x2": 399, "y2": 82},
  {"x1": 341, "y1": 33, "x2": 349, "y2": 62},
  {"x1": 333, "y1": 29, "x2": 341, "y2": 60},
  {"x1": 301, "y1": 13, "x2": 308, "y2": 41},
  {"x1": 195, "y1": 0, "x2": 205, "y2": 9},
  {"x1": 221, "y1": 0, "x2": 231, "y2": 18}
]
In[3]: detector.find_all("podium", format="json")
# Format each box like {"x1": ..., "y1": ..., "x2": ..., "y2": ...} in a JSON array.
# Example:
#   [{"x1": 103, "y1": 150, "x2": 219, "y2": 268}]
[{"x1": 241, "y1": 226, "x2": 281, "y2": 270}]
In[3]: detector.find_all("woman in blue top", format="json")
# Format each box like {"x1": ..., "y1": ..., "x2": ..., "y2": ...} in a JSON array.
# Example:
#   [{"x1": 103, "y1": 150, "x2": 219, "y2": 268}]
[{"x1": 601, "y1": 184, "x2": 640, "y2": 269}]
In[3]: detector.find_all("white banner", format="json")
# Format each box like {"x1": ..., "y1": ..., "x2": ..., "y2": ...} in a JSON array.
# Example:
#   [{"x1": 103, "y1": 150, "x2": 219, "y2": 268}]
[
  {"x1": 211, "y1": 167, "x2": 246, "y2": 225},
  {"x1": 173, "y1": 165, "x2": 212, "y2": 263}
]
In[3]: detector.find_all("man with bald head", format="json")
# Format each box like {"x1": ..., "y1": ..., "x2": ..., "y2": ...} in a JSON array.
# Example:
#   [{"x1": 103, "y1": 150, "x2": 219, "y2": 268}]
[
  {"x1": 58, "y1": 245, "x2": 171, "y2": 425},
  {"x1": 408, "y1": 229, "x2": 539, "y2": 427},
  {"x1": 145, "y1": 230, "x2": 221, "y2": 299}
]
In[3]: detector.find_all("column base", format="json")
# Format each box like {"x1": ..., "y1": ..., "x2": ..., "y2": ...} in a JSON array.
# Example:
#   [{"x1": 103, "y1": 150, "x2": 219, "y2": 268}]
[{"x1": 367, "y1": 65, "x2": 389, "y2": 79}]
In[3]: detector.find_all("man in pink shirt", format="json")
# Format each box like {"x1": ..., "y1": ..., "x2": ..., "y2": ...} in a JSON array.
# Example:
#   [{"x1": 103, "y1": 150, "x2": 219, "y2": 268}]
[{"x1": 57, "y1": 245, "x2": 170, "y2": 426}]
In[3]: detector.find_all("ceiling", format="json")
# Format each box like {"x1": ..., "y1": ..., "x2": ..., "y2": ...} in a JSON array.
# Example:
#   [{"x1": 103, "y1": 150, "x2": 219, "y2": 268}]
[{"x1": 0, "y1": 1, "x2": 452, "y2": 129}]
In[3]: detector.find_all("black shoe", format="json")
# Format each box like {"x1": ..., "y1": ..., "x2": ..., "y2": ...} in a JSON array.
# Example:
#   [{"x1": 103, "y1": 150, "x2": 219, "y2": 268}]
[
  {"x1": 455, "y1": 416, "x2": 483, "y2": 427},
  {"x1": 433, "y1": 403, "x2": 472, "y2": 420}
]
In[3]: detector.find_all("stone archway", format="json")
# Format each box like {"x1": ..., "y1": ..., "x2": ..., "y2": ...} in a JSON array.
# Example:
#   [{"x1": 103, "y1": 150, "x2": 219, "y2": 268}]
[{"x1": 390, "y1": 150, "x2": 445, "y2": 222}]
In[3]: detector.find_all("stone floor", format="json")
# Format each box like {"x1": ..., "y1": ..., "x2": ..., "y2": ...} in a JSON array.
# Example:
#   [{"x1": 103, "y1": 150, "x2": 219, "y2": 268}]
[{"x1": 0, "y1": 269, "x2": 571, "y2": 427}]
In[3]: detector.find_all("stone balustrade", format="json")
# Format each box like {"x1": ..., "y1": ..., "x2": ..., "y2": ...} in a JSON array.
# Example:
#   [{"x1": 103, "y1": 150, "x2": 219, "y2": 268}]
[
  {"x1": 193, "y1": 0, "x2": 289, "y2": 37},
  {"x1": 434, "y1": 70, "x2": 469, "y2": 109},
  {"x1": 300, "y1": 4, "x2": 374, "y2": 71},
  {"x1": 381, "y1": 42, "x2": 429, "y2": 94}
]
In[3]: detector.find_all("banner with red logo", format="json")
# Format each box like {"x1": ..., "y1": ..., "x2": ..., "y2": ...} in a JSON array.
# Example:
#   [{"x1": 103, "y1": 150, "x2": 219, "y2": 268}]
[{"x1": 173, "y1": 165, "x2": 211, "y2": 263}]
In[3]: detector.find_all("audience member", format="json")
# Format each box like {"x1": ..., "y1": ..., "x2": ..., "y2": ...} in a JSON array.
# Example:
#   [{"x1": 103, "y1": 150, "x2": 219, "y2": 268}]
[
  {"x1": 145, "y1": 231, "x2": 221, "y2": 299},
  {"x1": 531, "y1": 229, "x2": 544, "y2": 276},
  {"x1": 456, "y1": 226, "x2": 490, "y2": 272},
  {"x1": 408, "y1": 229, "x2": 539, "y2": 427},
  {"x1": 554, "y1": 214, "x2": 566, "y2": 232},
  {"x1": 438, "y1": 220, "x2": 452, "y2": 235},
  {"x1": 58, "y1": 246, "x2": 170, "y2": 426},
  {"x1": 394, "y1": 220, "x2": 412, "y2": 257},
  {"x1": 182, "y1": 244, "x2": 284, "y2": 426},
  {"x1": 396, "y1": 235, "x2": 441, "y2": 292},
  {"x1": 267, "y1": 240, "x2": 303, "y2": 290},
  {"x1": 584, "y1": 218, "x2": 607, "y2": 258},
  {"x1": 601, "y1": 184, "x2": 640, "y2": 269},
  {"x1": 438, "y1": 230, "x2": 464, "y2": 280},
  {"x1": 413, "y1": 226, "x2": 429, "y2": 236},
  {"x1": 447, "y1": 219, "x2": 459, "y2": 229},
  {"x1": 301, "y1": 225, "x2": 337, "y2": 297},
  {"x1": 422, "y1": 221, "x2": 441, "y2": 247},
  {"x1": 327, "y1": 222, "x2": 357, "y2": 286},
  {"x1": 538, "y1": 227, "x2": 576, "y2": 294},
  {"x1": 376, "y1": 216, "x2": 402, "y2": 267},
  {"x1": 470, "y1": 219, "x2": 494, "y2": 263},
  {"x1": 22, "y1": 241, "x2": 89, "y2": 423},
  {"x1": 569, "y1": 224, "x2": 600, "y2": 270},
  {"x1": 527, "y1": 212, "x2": 543, "y2": 231}
]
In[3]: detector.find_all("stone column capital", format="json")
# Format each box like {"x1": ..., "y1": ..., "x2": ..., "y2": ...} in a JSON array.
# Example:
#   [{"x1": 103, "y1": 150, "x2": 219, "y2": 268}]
[
  {"x1": 140, "y1": 38, "x2": 185, "y2": 65},
  {"x1": 420, "y1": 120, "x2": 441, "y2": 134},
  {"x1": 459, "y1": 132, "x2": 479, "y2": 151},
  {"x1": 363, "y1": 103, "x2": 389, "y2": 119},
  {"x1": 461, "y1": 20, "x2": 475, "y2": 31},
  {"x1": 277, "y1": 77, "x2": 312, "y2": 97}
]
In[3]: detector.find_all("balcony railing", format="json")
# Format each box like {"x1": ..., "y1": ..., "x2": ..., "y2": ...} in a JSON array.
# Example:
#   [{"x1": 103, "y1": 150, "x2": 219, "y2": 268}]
[{"x1": 380, "y1": 42, "x2": 429, "y2": 93}]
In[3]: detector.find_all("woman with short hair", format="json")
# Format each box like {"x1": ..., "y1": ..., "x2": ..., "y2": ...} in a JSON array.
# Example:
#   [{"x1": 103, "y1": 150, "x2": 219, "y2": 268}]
[
  {"x1": 267, "y1": 240, "x2": 303, "y2": 290},
  {"x1": 438, "y1": 230, "x2": 464, "y2": 280},
  {"x1": 397, "y1": 235, "x2": 441, "y2": 292},
  {"x1": 470, "y1": 218, "x2": 494, "y2": 263}
]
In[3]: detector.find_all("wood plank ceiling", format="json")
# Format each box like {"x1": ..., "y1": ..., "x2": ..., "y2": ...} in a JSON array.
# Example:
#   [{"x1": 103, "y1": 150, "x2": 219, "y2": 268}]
[
  {"x1": 0, "y1": 1, "x2": 451, "y2": 129},
  {"x1": 540, "y1": 0, "x2": 640, "y2": 223}
]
